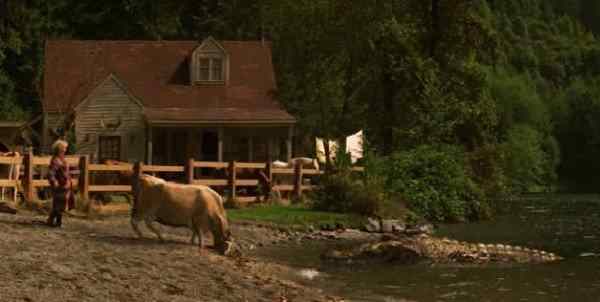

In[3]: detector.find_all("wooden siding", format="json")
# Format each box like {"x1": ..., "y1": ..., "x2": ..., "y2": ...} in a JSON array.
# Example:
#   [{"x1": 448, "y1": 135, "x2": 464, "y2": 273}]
[
  {"x1": 75, "y1": 76, "x2": 145, "y2": 163},
  {"x1": 42, "y1": 112, "x2": 64, "y2": 154}
]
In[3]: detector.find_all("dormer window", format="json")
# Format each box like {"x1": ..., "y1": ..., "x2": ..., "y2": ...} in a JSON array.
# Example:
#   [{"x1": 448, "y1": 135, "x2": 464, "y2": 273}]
[
  {"x1": 191, "y1": 37, "x2": 227, "y2": 84},
  {"x1": 198, "y1": 57, "x2": 223, "y2": 81}
]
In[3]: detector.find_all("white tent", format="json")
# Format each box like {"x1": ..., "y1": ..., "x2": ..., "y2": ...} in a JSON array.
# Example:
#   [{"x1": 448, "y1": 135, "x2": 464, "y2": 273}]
[{"x1": 315, "y1": 130, "x2": 363, "y2": 164}]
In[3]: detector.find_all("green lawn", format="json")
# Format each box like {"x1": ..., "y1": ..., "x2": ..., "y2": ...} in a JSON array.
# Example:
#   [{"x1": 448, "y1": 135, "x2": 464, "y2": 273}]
[{"x1": 227, "y1": 204, "x2": 366, "y2": 230}]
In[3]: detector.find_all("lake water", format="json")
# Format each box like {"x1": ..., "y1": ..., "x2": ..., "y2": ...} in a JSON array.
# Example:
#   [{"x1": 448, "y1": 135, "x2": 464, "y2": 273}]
[{"x1": 256, "y1": 194, "x2": 600, "y2": 302}]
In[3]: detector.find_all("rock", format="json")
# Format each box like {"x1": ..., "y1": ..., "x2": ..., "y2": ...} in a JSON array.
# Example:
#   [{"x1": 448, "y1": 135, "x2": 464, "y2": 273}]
[
  {"x1": 381, "y1": 219, "x2": 405, "y2": 233},
  {"x1": 364, "y1": 217, "x2": 381, "y2": 233},
  {"x1": 416, "y1": 223, "x2": 434, "y2": 235},
  {"x1": 101, "y1": 272, "x2": 113, "y2": 281},
  {"x1": 298, "y1": 269, "x2": 320, "y2": 280},
  {"x1": 320, "y1": 223, "x2": 333, "y2": 231}
]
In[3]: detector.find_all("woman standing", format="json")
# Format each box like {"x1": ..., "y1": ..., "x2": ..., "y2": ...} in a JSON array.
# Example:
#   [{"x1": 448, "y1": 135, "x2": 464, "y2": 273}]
[{"x1": 47, "y1": 140, "x2": 74, "y2": 227}]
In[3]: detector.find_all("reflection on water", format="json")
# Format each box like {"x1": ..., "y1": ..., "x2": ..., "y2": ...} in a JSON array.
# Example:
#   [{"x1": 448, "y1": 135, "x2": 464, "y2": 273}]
[{"x1": 256, "y1": 195, "x2": 600, "y2": 302}]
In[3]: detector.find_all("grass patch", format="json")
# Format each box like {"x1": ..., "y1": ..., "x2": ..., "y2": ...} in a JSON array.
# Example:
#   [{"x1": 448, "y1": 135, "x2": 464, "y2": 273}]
[{"x1": 227, "y1": 204, "x2": 366, "y2": 230}]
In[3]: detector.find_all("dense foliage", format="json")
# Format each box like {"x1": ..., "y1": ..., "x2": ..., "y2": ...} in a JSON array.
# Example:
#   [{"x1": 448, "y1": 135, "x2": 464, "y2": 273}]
[
  {"x1": 310, "y1": 151, "x2": 387, "y2": 217},
  {"x1": 3, "y1": 0, "x2": 600, "y2": 220},
  {"x1": 383, "y1": 145, "x2": 489, "y2": 222}
]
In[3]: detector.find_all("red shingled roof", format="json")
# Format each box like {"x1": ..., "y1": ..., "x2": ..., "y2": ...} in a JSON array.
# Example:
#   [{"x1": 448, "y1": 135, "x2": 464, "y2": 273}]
[{"x1": 43, "y1": 40, "x2": 295, "y2": 123}]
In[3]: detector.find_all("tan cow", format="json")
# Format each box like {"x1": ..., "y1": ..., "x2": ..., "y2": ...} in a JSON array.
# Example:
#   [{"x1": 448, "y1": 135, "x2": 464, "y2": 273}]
[{"x1": 131, "y1": 174, "x2": 232, "y2": 255}]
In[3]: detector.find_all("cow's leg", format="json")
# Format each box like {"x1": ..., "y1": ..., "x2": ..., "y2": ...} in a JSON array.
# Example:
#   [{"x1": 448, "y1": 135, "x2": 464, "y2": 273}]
[
  {"x1": 190, "y1": 228, "x2": 198, "y2": 245},
  {"x1": 192, "y1": 221, "x2": 205, "y2": 254},
  {"x1": 144, "y1": 218, "x2": 164, "y2": 242},
  {"x1": 130, "y1": 217, "x2": 144, "y2": 238}
]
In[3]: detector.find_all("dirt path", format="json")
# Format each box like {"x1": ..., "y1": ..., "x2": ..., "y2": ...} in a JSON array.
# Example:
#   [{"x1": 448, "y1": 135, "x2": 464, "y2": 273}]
[{"x1": 0, "y1": 211, "x2": 344, "y2": 302}]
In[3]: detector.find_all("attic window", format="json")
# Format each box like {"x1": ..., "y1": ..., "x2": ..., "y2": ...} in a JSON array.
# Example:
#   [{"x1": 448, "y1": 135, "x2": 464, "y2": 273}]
[
  {"x1": 191, "y1": 37, "x2": 227, "y2": 84},
  {"x1": 197, "y1": 56, "x2": 223, "y2": 82}
]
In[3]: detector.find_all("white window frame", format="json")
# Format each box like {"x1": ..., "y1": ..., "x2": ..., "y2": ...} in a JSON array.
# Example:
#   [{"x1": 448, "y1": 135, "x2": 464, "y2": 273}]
[{"x1": 194, "y1": 53, "x2": 225, "y2": 83}]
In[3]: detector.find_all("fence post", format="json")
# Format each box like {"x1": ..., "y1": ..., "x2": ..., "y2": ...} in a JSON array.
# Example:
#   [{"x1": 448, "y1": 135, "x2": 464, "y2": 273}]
[
  {"x1": 79, "y1": 155, "x2": 89, "y2": 201},
  {"x1": 229, "y1": 161, "x2": 236, "y2": 201},
  {"x1": 24, "y1": 150, "x2": 34, "y2": 202},
  {"x1": 294, "y1": 162, "x2": 303, "y2": 199},
  {"x1": 185, "y1": 158, "x2": 194, "y2": 184},
  {"x1": 264, "y1": 162, "x2": 273, "y2": 202},
  {"x1": 266, "y1": 162, "x2": 272, "y2": 184},
  {"x1": 132, "y1": 161, "x2": 143, "y2": 200},
  {"x1": 133, "y1": 161, "x2": 143, "y2": 179}
]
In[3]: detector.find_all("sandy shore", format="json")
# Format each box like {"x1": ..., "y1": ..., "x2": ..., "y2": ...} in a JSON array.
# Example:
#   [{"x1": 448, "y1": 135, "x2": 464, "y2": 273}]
[{"x1": 0, "y1": 210, "x2": 345, "y2": 302}]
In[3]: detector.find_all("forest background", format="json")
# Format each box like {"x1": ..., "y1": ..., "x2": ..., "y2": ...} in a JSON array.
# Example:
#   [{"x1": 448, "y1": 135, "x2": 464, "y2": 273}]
[{"x1": 2, "y1": 0, "x2": 599, "y2": 221}]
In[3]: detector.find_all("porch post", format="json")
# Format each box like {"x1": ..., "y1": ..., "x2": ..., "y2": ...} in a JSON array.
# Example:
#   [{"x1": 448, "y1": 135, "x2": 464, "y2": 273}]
[
  {"x1": 186, "y1": 128, "x2": 194, "y2": 161},
  {"x1": 197, "y1": 129, "x2": 203, "y2": 160},
  {"x1": 147, "y1": 126, "x2": 153, "y2": 164},
  {"x1": 218, "y1": 127, "x2": 224, "y2": 162},
  {"x1": 248, "y1": 136, "x2": 253, "y2": 162},
  {"x1": 267, "y1": 138, "x2": 273, "y2": 162},
  {"x1": 286, "y1": 126, "x2": 293, "y2": 161},
  {"x1": 166, "y1": 128, "x2": 172, "y2": 164}
]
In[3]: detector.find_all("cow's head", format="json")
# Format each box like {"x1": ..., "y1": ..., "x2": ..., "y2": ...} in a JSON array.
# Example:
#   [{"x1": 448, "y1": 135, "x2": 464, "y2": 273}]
[{"x1": 218, "y1": 233, "x2": 235, "y2": 256}]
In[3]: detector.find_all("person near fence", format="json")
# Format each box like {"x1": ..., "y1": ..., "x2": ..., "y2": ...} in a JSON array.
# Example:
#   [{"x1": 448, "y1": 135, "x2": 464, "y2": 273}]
[
  {"x1": 46, "y1": 139, "x2": 75, "y2": 227},
  {"x1": 257, "y1": 169, "x2": 271, "y2": 202}
]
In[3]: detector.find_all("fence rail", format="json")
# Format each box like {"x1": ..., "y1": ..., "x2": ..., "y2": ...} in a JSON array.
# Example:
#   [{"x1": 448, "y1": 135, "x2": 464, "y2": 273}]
[
  {"x1": 0, "y1": 157, "x2": 22, "y2": 165},
  {"x1": 0, "y1": 152, "x2": 363, "y2": 204}
]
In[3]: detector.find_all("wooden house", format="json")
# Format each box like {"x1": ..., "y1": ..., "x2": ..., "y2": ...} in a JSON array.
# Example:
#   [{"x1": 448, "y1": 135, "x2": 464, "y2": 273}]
[{"x1": 41, "y1": 37, "x2": 296, "y2": 164}]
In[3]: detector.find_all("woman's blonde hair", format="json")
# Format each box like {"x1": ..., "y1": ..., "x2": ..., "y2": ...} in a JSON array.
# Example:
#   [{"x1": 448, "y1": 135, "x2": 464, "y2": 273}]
[{"x1": 51, "y1": 139, "x2": 69, "y2": 155}]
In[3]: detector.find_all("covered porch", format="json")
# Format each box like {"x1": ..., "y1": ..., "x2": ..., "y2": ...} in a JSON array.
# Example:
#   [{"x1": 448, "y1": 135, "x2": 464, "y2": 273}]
[
  {"x1": 143, "y1": 107, "x2": 297, "y2": 166},
  {"x1": 146, "y1": 125, "x2": 294, "y2": 165}
]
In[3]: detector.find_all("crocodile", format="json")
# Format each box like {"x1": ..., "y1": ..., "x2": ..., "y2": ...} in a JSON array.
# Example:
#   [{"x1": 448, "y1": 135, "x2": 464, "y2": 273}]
[{"x1": 321, "y1": 234, "x2": 563, "y2": 264}]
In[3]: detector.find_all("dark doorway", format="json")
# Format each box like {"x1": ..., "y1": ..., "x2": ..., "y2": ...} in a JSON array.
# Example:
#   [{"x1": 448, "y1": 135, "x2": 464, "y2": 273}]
[
  {"x1": 202, "y1": 131, "x2": 218, "y2": 161},
  {"x1": 200, "y1": 131, "x2": 219, "y2": 177},
  {"x1": 172, "y1": 131, "x2": 188, "y2": 165}
]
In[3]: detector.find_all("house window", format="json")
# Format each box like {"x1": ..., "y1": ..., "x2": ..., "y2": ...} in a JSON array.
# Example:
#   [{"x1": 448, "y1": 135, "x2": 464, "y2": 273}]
[
  {"x1": 196, "y1": 56, "x2": 224, "y2": 82},
  {"x1": 211, "y1": 58, "x2": 223, "y2": 81},
  {"x1": 98, "y1": 136, "x2": 121, "y2": 162},
  {"x1": 199, "y1": 58, "x2": 210, "y2": 81},
  {"x1": 191, "y1": 37, "x2": 227, "y2": 84}
]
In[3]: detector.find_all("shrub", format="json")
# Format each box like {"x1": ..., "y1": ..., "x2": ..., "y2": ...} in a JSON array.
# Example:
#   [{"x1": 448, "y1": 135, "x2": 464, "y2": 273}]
[
  {"x1": 383, "y1": 144, "x2": 489, "y2": 222},
  {"x1": 310, "y1": 150, "x2": 387, "y2": 217}
]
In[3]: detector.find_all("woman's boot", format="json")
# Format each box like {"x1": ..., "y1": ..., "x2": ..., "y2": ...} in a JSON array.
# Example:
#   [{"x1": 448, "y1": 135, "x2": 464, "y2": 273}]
[{"x1": 47, "y1": 212, "x2": 56, "y2": 227}]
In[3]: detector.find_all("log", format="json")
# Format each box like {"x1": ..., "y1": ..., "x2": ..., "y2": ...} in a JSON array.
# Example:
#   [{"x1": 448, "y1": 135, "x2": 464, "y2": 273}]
[{"x1": 0, "y1": 202, "x2": 17, "y2": 214}]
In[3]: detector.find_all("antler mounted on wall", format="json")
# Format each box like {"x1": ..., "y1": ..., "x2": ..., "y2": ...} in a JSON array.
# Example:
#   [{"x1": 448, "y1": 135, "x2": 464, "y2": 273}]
[{"x1": 100, "y1": 115, "x2": 123, "y2": 132}]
